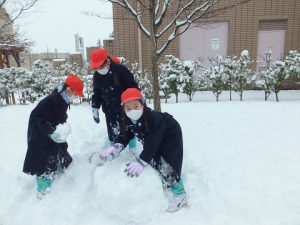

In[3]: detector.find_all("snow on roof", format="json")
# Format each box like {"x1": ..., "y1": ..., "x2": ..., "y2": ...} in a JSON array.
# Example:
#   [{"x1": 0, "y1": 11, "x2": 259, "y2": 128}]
[
  {"x1": 70, "y1": 52, "x2": 82, "y2": 55},
  {"x1": 53, "y1": 58, "x2": 66, "y2": 62}
]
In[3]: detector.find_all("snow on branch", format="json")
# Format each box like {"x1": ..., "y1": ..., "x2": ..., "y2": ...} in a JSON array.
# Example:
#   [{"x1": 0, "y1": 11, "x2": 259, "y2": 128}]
[
  {"x1": 108, "y1": 0, "x2": 151, "y2": 36},
  {"x1": 156, "y1": 0, "x2": 214, "y2": 38},
  {"x1": 0, "y1": 0, "x2": 38, "y2": 32},
  {"x1": 155, "y1": 0, "x2": 171, "y2": 26}
]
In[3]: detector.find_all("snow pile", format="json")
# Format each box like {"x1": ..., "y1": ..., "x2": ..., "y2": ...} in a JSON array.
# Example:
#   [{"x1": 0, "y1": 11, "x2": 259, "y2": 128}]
[
  {"x1": 93, "y1": 153, "x2": 164, "y2": 222},
  {"x1": 55, "y1": 123, "x2": 71, "y2": 141}
]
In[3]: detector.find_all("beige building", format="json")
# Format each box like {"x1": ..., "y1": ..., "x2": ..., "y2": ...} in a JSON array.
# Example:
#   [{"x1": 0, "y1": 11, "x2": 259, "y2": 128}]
[
  {"x1": 105, "y1": 0, "x2": 300, "y2": 89},
  {"x1": 21, "y1": 52, "x2": 83, "y2": 69}
]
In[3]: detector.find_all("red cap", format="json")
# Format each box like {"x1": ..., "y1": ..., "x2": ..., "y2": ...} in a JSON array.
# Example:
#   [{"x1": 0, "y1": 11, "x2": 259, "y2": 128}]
[
  {"x1": 121, "y1": 88, "x2": 143, "y2": 105},
  {"x1": 65, "y1": 75, "x2": 84, "y2": 97},
  {"x1": 90, "y1": 49, "x2": 108, "y2": 69},
  {"x1": 110, "y1": 56, "x2": 121, "y2": 64}
]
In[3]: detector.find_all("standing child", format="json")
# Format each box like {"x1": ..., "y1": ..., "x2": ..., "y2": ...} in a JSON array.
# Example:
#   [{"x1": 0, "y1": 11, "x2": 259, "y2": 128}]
[
  {"x1": 90, "y1": 49, "x2": 138, "y2": 148},
  {"x1": 99, "y1": 88, "x2": 188, "y2": 212},
  {"x1": 23, "y1": 75, "x2": 84, "y2": 199}
]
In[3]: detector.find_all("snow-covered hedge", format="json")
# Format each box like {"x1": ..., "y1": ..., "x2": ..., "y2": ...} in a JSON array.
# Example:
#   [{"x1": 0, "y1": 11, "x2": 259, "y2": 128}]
[
  {"x1": 0, "y1": 60, "x2": 91, "y2": 105},
  {"x1": 158, "y1": 50, "x2": 300, "y2": 102}
]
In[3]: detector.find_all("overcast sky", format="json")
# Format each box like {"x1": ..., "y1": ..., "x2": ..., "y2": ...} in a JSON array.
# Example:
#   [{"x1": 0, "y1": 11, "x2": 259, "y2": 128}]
[{"x1": 15, "y1": 0, "x2": 113, "y2": 53}]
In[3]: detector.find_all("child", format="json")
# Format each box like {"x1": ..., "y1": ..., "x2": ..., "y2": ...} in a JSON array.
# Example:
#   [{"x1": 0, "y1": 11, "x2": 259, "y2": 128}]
[
  {"x1": 90, "y1": 49, "x2": 138, "y2": 148},
  {"x1": 99, "y1": 88, "x2": 187, "y2": 212},
  {"x1": 23, "y1": 75, "x2": 84, "y2": 199}
]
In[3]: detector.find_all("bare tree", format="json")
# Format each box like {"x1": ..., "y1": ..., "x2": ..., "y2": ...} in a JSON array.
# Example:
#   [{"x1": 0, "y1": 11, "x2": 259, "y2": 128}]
[
  {"x1": 0, "y1": 1, "x2": 36, "y2": 49},
  {"x1": 107, "y1": 0, "x2": 251, "y2": 111},
  {"x1": 0, "y1": 0, "x2": 38, "y2": 33}
]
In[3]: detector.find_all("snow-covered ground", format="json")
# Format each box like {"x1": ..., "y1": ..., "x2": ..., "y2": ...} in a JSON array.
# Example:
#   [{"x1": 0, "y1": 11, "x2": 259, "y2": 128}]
[{"x1": 0, "y1": 91, "x2": 300, "y2": 225}]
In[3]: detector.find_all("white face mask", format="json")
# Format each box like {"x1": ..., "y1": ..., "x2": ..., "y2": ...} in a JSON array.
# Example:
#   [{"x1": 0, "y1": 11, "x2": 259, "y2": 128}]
[
  {"x1": 97, "y1": 67, "x2": 109, "y2": 75},
  {"x1": 126, "y1": 108, "x2": 143, "y2": 121},
  {"x1": 68, "y1": 94, "x2": 77, "y2": 102}
]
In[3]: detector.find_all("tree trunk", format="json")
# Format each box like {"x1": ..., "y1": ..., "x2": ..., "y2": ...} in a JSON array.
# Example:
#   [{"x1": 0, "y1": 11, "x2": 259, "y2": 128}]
[
  {"x1": 5, "y1": 95, "x2": 9, "y2": 104},
  {"x1": 11, "y1": 92, "x2": 16, "y2": 104},
  {"x1": 275, "y1": 92, "x2": 279, "y2": 102},
  {"x1": 176, "y1": 93, "x2": 178, "y2": 103},
  {"x1": 229, "y1": 78, "x2": 232, "y2": 101},
  {"x1": 240, "y1": 90, "x2": 243, "y2": 101},
  {"x1": 265, "y1": 92, "x2": 268, "y2": 101},
  {"x1": 149, "y1": 4, "x2": 161, "y2": 112}
]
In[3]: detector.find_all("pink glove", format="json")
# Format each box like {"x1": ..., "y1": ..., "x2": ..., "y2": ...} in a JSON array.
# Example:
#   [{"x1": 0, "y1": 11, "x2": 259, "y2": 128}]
[
  {"x1": 125, "y1": 158, "x2": 148, "y2": 177},
  {"x1": 100, "y1": 143, "x2": 123, "y2": 161}
]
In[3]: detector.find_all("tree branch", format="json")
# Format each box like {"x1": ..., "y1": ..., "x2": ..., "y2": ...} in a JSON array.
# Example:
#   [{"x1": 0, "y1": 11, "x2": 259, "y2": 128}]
[{"x1": 108, "y1": 0, "x2": 151, "y2": 37}]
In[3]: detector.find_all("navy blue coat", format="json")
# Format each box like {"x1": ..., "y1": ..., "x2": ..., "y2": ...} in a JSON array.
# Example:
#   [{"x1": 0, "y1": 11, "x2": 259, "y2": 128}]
[
  {"x1": 117, "y1": 107, "x2": 183, "y2": 178},
  {"x1": 23, "y1": 91, "x2": 72, "y2": 177},
  {"x1": 92, "y1": 58, "x2": 138, "y2": 142}
]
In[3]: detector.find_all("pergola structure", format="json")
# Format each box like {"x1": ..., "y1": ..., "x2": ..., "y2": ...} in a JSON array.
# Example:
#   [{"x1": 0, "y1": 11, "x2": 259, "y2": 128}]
[{"x1": 0, "y1": 44, "x2": 22, "y2": 68}]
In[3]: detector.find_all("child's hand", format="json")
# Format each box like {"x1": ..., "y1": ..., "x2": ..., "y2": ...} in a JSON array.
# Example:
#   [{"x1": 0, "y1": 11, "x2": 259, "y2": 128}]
[
  {"x1": 100, "y1": 143, "x2": 123, "y2": 161},
  {"x1": 124, "y1": 158, "x2": 148, "y2": 177},
  {"x1": 50, "y1": 132, "x2": 65, "y2": 143},
  {"x1": 92, "y1": 108, "x2": 100, "y2": 124}
]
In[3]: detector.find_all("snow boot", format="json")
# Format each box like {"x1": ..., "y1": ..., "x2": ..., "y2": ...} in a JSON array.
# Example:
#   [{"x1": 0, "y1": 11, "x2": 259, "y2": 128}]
[
  {"x1": 36, "y1": 176, "x2": 52, "y2": 199},
  {"x1": 166, "y1": 179, "x2": 188, "y2": 212}
]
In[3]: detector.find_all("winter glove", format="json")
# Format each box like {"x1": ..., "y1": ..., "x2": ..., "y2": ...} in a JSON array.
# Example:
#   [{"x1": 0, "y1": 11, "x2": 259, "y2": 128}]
[
  {"x1": 124, "y1": 158, "x2": 148, "y2": 177},
  {"x1": 92, "y1": 108, "x2": 100, "y2": 124},
  {"x1": 99, "y1": 143, "x2": 123, "y2": 161},
  {"x1": 50, "y1": 132, "x2": 65, "y2": 143}
]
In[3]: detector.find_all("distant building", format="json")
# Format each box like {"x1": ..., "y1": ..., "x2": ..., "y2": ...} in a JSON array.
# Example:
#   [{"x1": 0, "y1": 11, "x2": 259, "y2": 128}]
[
  {"x1": 86, "y1": 46, "x2": 99, "y2": 64},
  {"x1": 21, "y1": 51, "x2": 83, "y2": 69},
  {"x1": 74, "y1": 33, "x2": 85, "y2": 64},
  {"x1": 70, "y1": 52, "x2": 83, "y2": 67},
  {"x1": 103, "y1": 38, "x2": 114, "y2": 55}
]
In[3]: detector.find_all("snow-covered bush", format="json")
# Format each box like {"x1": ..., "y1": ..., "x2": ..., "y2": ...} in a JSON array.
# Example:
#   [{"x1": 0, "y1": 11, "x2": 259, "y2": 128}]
[
  {"x1": 82, "y1": 74, "x2": 93, "y2": 103},
  {"x1": 159, "y1": 55, "x2": 184, "y2": 103},
  {"x1": 272, "y1": 60, "x2": 290, "y2": 102},
  {"x1": 285, "y1": 50, "x2": 300, "y2": 78},
  {"x1": 0, "y1": 68, "x2": 12, "y2": 100},
  {"x1": 31, "y1": 60, "x2": 59, "y2": 96},
  {"x1": 131, "y1": 63, "x2": 153, "y2": 103},
  {"x1": 223, "y1": 56, "x2": 238, "y2": 101},
  {"x1": 182, "y1": 60, "x2": 202, "y2": 102},
  {"x1": 232, "y1": 50, "x2": 254, "y2": 101},
  {"x1": 203, "y1": 55, "x2": 229, "y2": 102},
  {"x1": 255, "y1": 51, "x2": 274, "y2": 101}
]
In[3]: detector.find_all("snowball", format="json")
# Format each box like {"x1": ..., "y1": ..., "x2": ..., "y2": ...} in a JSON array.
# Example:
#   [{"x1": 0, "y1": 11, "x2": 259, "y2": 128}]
[
  {"x1": 93, "y1": 152, "x2": 164, "y2": 222},
  {"x1": 55, "y1": 123, "x2": 71, "y2": 141}
]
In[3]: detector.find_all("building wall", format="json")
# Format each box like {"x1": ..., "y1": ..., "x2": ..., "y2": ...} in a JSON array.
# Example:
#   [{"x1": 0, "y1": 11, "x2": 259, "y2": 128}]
[
  {"x1": 86, "y1": 46, "x2": 99, "y2": 64},
  {"x1": 110, "y1": 0, "x2": 300, "y2": 88},
  {"x1": 103, "y1": 39, "x2": 114, "y2": 56}
]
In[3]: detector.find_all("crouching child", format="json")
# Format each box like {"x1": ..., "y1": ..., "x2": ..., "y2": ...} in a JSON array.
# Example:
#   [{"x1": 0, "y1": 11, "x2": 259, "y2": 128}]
[
  {"x1": 99, "y1": 88, "x2": 188, "y2": 212},
  {"x1": 23, "y1": 75, "x2": 84, "y2": 199}
]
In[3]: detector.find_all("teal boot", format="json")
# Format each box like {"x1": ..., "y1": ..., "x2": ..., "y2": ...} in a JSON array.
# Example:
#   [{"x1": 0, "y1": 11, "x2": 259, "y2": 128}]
[
  {"x1": 167, "y1": 179, "x2": 188, "y2": 212},
  {"x1": 36, "y1": 176, "x2": 52, "y2": 199}
]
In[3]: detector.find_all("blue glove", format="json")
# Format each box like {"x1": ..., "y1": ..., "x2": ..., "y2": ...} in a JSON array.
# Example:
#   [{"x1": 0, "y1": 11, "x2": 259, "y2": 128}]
[{"x1": 50, "y1": 132, "x2": 65, "y2": 143}]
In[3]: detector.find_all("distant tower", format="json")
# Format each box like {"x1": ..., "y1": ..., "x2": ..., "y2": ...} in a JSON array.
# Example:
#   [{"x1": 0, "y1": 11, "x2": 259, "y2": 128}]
[{"x1": 74, "y1": 33, "x2": 86, "y2": 64}]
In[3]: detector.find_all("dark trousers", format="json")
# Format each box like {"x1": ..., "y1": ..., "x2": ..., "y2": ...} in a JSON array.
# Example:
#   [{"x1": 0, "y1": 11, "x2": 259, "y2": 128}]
[
  {"x1": 105, "y1": 111, "x2": 122, "y2": 143},
  {"x1": 151, "y1": 156, "x2": 182, "y2": 189}
]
